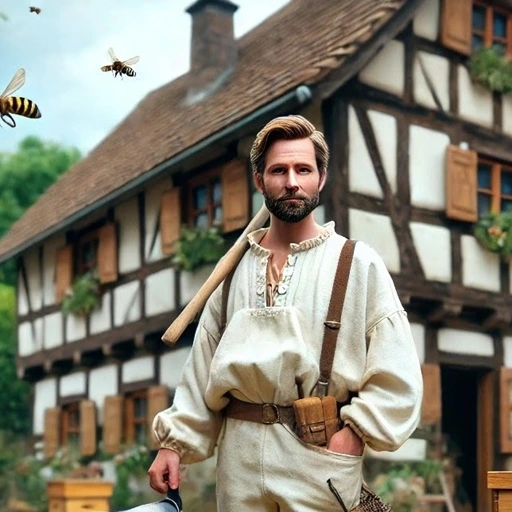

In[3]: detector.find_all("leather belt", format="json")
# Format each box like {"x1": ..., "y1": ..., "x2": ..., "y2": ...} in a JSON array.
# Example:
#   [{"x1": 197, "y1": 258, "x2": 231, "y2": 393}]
[{"x1": 225, "y1": 395, "x2": 295, "y2": 427}]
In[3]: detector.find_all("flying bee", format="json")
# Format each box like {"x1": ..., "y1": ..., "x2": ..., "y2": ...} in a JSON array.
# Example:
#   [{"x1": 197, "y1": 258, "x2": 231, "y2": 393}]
[
  {"x1": 101, "y1": 48, "x2": 139, "y2": 78},
  {"x1": 29, "y1": 6, "x2": 42, "y2": 14},
  {"x1": 0, "y1": 69, "x2": 41, "y2": 128}
]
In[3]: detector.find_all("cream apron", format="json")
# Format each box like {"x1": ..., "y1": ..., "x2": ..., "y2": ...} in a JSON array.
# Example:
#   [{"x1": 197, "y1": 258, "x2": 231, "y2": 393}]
[{"x1": 205, "y1": 306, "x2": 363, "y2": 511}]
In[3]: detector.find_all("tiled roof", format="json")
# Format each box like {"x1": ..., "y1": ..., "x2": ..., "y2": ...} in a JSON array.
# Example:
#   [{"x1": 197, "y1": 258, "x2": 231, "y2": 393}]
[{"x1": 0, "y1": 0, "x2": 412, "y2": 261}]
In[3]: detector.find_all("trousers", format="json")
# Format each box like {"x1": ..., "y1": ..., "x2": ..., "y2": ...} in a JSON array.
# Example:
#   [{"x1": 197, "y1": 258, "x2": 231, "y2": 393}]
[{"x1": 216, "y1": 417, "x2": 363, "y2": 511}]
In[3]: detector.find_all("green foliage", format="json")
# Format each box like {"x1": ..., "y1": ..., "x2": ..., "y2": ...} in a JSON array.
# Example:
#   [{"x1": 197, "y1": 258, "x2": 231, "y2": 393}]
[
  {"x1": 473, "y1": 211, "x2": 512, "y2": 261},
  {"x1": 0, "y1": 136, "x2": 81, "y2": 284},
  {"x1": 61, "y1": 272, "x2": 100, "y2": 317},
  {"x1": 172, "y1": 226, "x2": 226, "y2": 272},
  {"x1": 469, "y1": 45, "x2": 512, "y2": 93},
  {"x1": 0, "y1": 284, "x2": 30, "y2": 434}
]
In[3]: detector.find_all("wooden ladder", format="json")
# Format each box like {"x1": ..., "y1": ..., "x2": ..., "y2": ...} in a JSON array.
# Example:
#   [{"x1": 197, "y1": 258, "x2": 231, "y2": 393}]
[{"x1": 418, "y1": 470, "x2": 457, "y2": 512}]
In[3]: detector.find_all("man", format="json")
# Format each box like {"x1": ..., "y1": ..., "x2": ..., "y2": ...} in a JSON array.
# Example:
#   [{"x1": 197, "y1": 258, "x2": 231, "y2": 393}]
[{"x1": 148, "y1": 115, "x2": 423, "y2": 511}]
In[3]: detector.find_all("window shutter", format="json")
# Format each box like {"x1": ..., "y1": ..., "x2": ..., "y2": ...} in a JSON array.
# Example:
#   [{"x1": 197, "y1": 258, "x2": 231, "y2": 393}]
[
  {"x1": 221, "y1": 159, "x2": 249, "y2": 233},
  {"x1": 500, "y1": 367, "x2": 512, "y2": 453},
  {"x1": 440, "y1": 0, "x2": 472, "y2": 55},
  {"x1": 80, "y1": 400, "x2": 97, "y2": 456},
  {"x1": 124, "y1": 396, "x2": 135, "y2": 446},
  {"x1": 98, "y1": 223, "x2": 118, "y2": 284},
  {"x1": 445, "y1": 144, "x2": 478, "y2": 222},
  {"x1": 55, "y1": 246, "x2": 73, "y2": 303},
  {"x1": 103, "y1": 395, "x2": 124, "y2": 454},
  {"x1": 420, "y1": 363, "x2": 442, "y2": 426},
  {"x1": 160, "y1": 188, "x2": 181, "y2": 255},
  {"x1": 43, "y1": 407, "x2": 60, "y2": 459},
  {"x1": 147, "y1": 385, "x2": 171, "y2": 450}
]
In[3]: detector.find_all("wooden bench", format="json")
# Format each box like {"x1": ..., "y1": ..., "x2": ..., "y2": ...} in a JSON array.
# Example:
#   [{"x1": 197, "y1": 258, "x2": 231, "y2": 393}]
[{"x1": 488, "y1": 471, "x2": 512, "y2": 512}]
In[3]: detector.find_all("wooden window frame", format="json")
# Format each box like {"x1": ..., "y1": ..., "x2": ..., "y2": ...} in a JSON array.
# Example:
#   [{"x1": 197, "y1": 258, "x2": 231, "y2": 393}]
[
  {"x1": 477, "y1": 157, "x2": 512, "y2": 214},
  {"x1": 76, "y1": 229, "x2": 100, "y2": 276},
  {"x1": 472, "y1": 1, "x2": 512, "y2": 56},
  {"x1": 61, "y1": 402, "x2": 80, "y2": 448},
  {"x1": 124, "y1": 389, "x2": 148, "y2": 446},
  {"x1": 187, "y1": 168, "x2": 223, "y2": 229}
]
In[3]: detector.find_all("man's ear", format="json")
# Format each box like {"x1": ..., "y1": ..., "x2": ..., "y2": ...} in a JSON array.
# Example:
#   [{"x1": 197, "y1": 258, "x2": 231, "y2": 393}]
[
  {"x1": 319, "y1": 170, "x2": 327, "y2": 192},
  {"x1": 253, "y1": 171, "x2": 264, "y2": 193}
]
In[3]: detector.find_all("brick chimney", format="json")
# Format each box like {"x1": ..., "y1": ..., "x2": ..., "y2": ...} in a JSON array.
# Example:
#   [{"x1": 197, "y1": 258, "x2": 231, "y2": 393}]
[{"x1": 185, "y1": 0, "x2": 239, "y2": 103}]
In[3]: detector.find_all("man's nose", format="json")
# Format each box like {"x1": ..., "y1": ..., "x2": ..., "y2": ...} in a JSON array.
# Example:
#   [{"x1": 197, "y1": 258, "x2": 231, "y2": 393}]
[{"x1": 285, "y1": 170, "x2": 299, "y2": 189}]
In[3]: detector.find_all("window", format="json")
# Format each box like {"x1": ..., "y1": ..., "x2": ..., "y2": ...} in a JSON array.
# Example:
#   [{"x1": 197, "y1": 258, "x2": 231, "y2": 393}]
[
  {"x1": 471, "y1": 2, "x2": 511, "y2": 54},
  {"x1": 188, "y1": 169, "x2": 223, "y2": 228},
  {"x1": 125, "y1": 390, "x2": 148, "y2": 446},
  {"x1": 61, "y1": 402, "x2": 80, "y2": 449},
  {"x1": 76, "y1": 230, "x2": 100, "y2": 275},
  {"x1": 477, "y1": 159, "x2": 512, "y2": 215}
]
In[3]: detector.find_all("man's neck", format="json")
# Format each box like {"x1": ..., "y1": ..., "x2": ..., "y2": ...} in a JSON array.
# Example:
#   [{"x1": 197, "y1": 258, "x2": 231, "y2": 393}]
[{"x1": 261, "y1": 215, "x2": 322, "y2": 252}]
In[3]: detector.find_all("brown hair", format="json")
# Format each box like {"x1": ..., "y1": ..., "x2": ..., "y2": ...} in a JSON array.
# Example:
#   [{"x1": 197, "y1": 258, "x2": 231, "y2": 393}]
[{"x1": 249, "y1": 115, "x2": 329, "y2": 175}]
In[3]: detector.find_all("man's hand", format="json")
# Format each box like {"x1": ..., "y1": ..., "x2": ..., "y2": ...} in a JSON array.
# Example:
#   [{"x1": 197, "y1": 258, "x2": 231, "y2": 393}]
[
  {"x1": 147, "y1": 448, "x2": 181, "y2": 493},
  {"x1": 327, "y1": 425, "x2": 364, "y2": 456}
]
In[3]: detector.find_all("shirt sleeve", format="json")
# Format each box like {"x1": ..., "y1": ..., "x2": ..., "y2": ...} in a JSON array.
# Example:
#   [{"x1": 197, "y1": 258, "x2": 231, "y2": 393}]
[
  {"x1": 339, "y1": 245, "x2": 424, "y2": 452},
  {"x1": 152, "y1": 288, "x2": 224, "y2": 464}
]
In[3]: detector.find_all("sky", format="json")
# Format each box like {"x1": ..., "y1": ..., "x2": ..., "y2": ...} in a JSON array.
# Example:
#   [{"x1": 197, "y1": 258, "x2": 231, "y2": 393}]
[{"x1": 0, "y1": 0, "x2": 290, "y2": 156}]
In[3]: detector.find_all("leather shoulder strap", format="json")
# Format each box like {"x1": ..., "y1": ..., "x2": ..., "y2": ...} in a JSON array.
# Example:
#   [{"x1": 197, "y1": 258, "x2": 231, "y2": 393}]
[{"x1": 317, "y1": 239, "x2": 357, "y2": 397}]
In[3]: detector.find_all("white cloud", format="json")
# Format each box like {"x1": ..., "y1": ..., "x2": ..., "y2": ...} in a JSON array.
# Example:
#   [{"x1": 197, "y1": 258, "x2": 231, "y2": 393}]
[{"x1": 0, "y1": 0, "x2": 289, "y2": 155}]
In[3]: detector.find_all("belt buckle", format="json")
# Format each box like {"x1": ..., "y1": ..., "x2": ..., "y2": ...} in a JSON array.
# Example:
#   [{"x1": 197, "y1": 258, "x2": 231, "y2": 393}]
[{"x1": 262, "y1": 403, "x2": 279, "y2": 424}]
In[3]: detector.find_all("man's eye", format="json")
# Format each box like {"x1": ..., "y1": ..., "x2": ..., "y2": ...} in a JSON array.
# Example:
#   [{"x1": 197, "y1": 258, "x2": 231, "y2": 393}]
[
  {"x1": 271, "y1": 168, "x2": 285, "y2": 174},
  {"x1": 299, "y1": 167, "x2": 311, "y2": 174}
]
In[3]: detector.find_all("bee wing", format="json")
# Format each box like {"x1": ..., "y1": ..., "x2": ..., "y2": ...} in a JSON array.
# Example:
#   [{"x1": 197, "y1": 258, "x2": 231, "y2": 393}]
[
  {"x1": 122, "y1": 56, "x2": 140, "y2": 66},
  {"x1": 1, "y1": 68, "x2": 25, "y2": 98},
  {"x1": 108, "y1": 47, "x2": 119, "y2": 63}
]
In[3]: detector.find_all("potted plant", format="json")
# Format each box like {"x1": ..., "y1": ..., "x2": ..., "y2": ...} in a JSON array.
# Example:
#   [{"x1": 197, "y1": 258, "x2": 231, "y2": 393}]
[
  {"x1": 468, "y1": 45, "x2": 512, "y2": 94},
  {"x1": 61, "y1": 271, "x2": 100, "y2": 317},
  {"x1": 172, "y1": 226, "x2": 226, "y2": 272},
  {"x1": 473, "y1": 211, "x2": 512, "y2": 262}
]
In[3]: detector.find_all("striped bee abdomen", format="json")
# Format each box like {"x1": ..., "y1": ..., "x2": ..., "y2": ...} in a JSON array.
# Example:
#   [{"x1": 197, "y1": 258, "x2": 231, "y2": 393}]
[{"x1": 7, "y1": 96, "x2": 42, "y2": 118}]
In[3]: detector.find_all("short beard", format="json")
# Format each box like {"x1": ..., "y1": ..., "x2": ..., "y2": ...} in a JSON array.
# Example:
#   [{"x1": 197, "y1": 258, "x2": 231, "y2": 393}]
[{"x1": 263, "y1": 192, "x2": 319, "y2": 223}]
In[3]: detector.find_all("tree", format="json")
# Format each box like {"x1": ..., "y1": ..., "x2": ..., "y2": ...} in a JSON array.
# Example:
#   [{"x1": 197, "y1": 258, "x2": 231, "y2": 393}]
[{"x1": 0, "y1": 136, "x2": 81, "y2": 283}]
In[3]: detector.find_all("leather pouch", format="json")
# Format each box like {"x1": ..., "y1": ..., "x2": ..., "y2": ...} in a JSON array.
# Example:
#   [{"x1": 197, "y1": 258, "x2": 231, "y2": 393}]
[{"x1": 292, "y1": 395, "x2": 340, "y2": 446}]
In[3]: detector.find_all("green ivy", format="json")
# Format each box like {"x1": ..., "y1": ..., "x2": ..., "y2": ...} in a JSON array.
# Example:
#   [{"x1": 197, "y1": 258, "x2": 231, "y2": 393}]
[
  {"x1": 172, "y1": 226, "x2": 226, "y2": 272},
  {"x1": 469, "y1": 45, "x2": 512, "y2": 94},
  {"x1": 473, "y1": 211, "x2": 512, "y2": 261},
  {"x1": 61, "y1": 272, "x2": 100, "y2": 317}
]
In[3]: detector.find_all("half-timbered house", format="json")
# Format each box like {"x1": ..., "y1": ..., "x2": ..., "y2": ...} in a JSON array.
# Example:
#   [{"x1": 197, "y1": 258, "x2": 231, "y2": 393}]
[{"x1": 1, "y1": 0, "x2": 512, "y2": 509}]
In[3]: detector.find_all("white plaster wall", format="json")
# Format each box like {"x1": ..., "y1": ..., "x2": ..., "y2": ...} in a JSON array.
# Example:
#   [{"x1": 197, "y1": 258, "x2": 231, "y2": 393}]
[
  {"x1": 160, "y1": 347, "x2": 192, "y2": 389},
  {"x1": 369, "y1": 110, "x2": 397, "y2": 194},
  {"x1": 410, "y1": 222, "x2": 451, "y2": 282},
  {"x1": 348, "y1": 209, "x2": 400, "y2": 273},
  {"x1": 116, "y1": 197, "x2": 141, "y2": 274},
  {"x1": 43, "y1": 233, "x2": 65, "y2": 306},
  {"x1": 461, "y1": 235, "x2": 501, "y2": 292},
  {"x1": 34, "y1": 317, "x2": 43, "y2": 352},
  {"x1": 33, "y1": 378, "x2": 57, "y2": 435},
  {"x1": 503, "y1": 94, "x2": 512, "y2": 136},
  {"x1": 25, "y1": 248, "x2": 43, "y2": 311},
  {"x1": 410, "y1": 323, "x2": 425, "y2": 364},
  {"x1": 503, "y1": 336, "x2": 512, "y2": 367},
  {"x1": 367, "y1": 438, "x2": 427, "y2": 461},
  {"x1": 413, "y1": 0, "x2": 439, "y2": 41},
  {"x1": 60, "y1": 371, "x2": 87, "y2": 397},
  {"x1": 146, "y1": 268, "x2": 176, "y2": 315},
  {"x1": 114, "y1": 281, "x2": 141, "y2": 326},
  {"x1": 122, "y1": 355, "x2": 154, "y2": 384},
  {"x1": 90, "y1": 291, "x2": 112, "y2": 335},
  {"x1": 409, "y1": 125, "x2": 450, "y2": 210},
  {"x1": 89, "y1": 365, "x2": 118, "y2": 424},
  {"x1": 414, "y1": 52, "x2": 450, "y2": 111},
  {"x1": 145, "y1": 179, "x2": 171, "y2": 263},
  {"x1": 43, "y1": 311, "x2": 63, "y2": 350},
  {"x1": 18, "y1": 321, "x2": 36, "y2": 356},
  {"x1": 348, "y1": 106, "x2": 383, "y2": 198},
  {"x1": 17, "y1": 270, "x2": 29, "y2": 316},
  {"x1": 65, "y1": 314, "x2": 87, "y2": 343},
  {"x1": 359, "y1": 40, "x2": 404, "y2": 97},
  {"x1": 438, "y1": 328, "x2": 494, "y2": 357},
  {"x1": 458, "y1": 65, "x2": 493, "y2": 127},
  {"x1": 179, "y1": 265, "x2": 214, "y2": 307}
]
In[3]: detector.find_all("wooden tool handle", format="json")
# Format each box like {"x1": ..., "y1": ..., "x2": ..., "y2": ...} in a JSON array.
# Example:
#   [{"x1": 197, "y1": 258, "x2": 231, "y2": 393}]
[{"x1": 161, "y1": 204, "x2": 269, "y2": 345}]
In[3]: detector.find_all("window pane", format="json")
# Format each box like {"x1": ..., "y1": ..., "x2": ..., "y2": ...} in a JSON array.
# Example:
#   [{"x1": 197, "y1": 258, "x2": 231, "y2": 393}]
[
  {"x1": 82, "y1": 240, "x2": 98, "y2": 268},
  {"x1": 502, "y1": 172, "x2": 512, "y2": 195},
  {"x1": 478, "y1": 163, "x2": 492, "y2": 189},
  {"x1": 135, "y1": 424, "x2": 147, "y2": 445},
  {"x1": 195, "y1": 212, "x2": 208, "y2": 228},
  {"x1": 214, "y1": 206, "x2": 222, "y2": 223},
  {"x1": 502, "y1": 199, "x2": 512, "y2": 212},
  {"x1": 493, "y1": 13, "x2": 507, "y2": 38},
  {"x1": 478, "y1": 193, "x2": 491, "y2": 215},
  {"x1": 472, "y1": 5, "x2": 486, "y2": 30},
  {"x1": 213, "y1": 178, "x2": 222, "y2": 204},
  {"x1": 134, "y1": 397, "x2": 147, "y2": 418},
  {"x1": 472, "y1": 35, "x2": 484, "y2": 51},
  {"x1": 193, "y1": 185, "x2": 207, "y2": 209}
]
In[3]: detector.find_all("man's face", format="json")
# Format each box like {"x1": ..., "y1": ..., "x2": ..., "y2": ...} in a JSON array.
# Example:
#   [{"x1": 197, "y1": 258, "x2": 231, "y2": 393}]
[{"x1": 253, "y1": 138, "x2": 326, "y2": 223}]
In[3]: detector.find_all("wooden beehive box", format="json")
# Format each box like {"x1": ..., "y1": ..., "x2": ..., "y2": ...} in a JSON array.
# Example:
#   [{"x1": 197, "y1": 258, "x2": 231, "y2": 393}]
[{"x1": 47, "y1": 479, "x2": 113, "y2": 512}]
